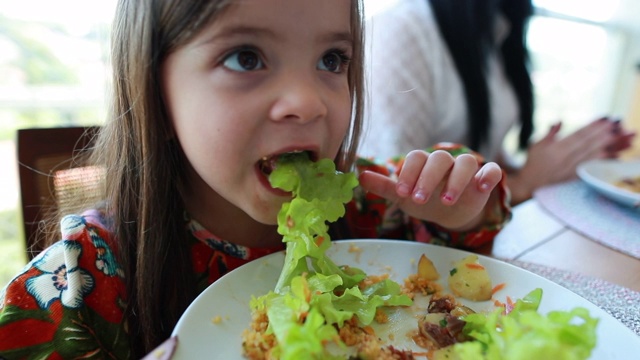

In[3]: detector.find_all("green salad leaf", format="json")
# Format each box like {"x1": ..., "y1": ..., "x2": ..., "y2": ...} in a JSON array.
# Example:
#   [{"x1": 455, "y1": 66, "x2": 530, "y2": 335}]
[
  {"x1": 436, "y1": 288, "x2": 599, "y2": 360},
  {"x1": 249, "y1": 153, "x2": 412, "y2": 359}
]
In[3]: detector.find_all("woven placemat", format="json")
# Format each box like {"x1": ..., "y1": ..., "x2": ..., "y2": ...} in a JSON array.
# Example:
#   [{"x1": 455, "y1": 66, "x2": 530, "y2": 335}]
[{"x1": 533, "y1": 180, "x2": 640, "y2": 259}]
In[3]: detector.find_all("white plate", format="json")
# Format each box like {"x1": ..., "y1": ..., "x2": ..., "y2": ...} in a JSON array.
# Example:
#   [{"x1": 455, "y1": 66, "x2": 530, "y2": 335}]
[
  {"x1": 171, "y1": 239, "x2": 640, "y2": 359},
  {"x1": 577, "y1": 159, "x2": 640, "y2": 208}
]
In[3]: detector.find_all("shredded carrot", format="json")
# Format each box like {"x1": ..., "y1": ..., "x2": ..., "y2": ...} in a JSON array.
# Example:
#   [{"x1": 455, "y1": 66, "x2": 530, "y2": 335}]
[
  {"x1": 491, "y1": 282, "x2": 506, "y2": 295},
  {"x1": 299, "y1": 311, "x2": 308, "y2": 322},
  {"x1": 315, "y1": 236, "x2": 324, "y2": 246},
  {"x1": 506, "y1": 296, "x2": 514, "y2": 307},
  {"x1": 465, "y1": 262, "x2": 485, "y2": 270}
]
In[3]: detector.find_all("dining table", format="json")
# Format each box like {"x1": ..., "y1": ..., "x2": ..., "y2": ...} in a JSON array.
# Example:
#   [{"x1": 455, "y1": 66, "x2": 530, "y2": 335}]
[{"x1": 476, "y1": 179, "x2": 640, "y2": 336}]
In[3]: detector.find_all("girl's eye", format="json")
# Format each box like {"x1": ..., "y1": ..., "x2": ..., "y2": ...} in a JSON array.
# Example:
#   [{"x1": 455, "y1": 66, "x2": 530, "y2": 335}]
[
  {"x1": 222, "y1": 48, "x2": 264, "y2": 72},
  {"x1": 318, "y1": 50, "x2": 350, "y2": 73}
]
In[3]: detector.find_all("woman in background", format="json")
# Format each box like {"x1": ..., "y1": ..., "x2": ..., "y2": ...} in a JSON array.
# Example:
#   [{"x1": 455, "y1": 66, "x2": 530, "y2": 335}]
[{"x1": 361, "y1": 0, "x2": 635, "y2": 204}]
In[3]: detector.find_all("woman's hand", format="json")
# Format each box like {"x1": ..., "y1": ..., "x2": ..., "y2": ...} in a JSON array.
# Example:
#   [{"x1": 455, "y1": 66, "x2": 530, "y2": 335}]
[
  {"x1": 509, "y1": 117, "x2": 636, "y2": 204},
  {"x1": 358, "y1": 150, "x2": 503, "y2": 231}
]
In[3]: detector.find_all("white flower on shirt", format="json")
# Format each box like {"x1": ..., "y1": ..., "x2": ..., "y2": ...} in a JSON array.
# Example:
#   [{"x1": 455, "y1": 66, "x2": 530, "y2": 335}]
[{"x1": 25, "y1": 240, "x2": 95, "y2": 309}]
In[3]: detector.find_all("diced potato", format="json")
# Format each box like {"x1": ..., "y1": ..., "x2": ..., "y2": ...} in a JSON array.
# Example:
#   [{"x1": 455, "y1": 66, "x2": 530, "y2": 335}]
[
  {"x1": 447, "y1": 255, "x2": 492, "y2": 301},
  {"x1": 417, "y1": 254, "x2": 439, "y2": 281},
  {"x1": 431, "y1": 345, "x2": 457, "y2": 360}
]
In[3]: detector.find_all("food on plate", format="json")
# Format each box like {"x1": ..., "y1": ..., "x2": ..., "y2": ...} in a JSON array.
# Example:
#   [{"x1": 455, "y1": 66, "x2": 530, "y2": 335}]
[
  {"x1": 447, "y1": 255, "x2": 492, "y2": 301},
  {"x1": 242, "y1": 152, "x2": 413, "y2": 359},
  {"x1": 431, "y1": 288, "x2": 598, "y2": 360},
  {"x1": 241, "y1": 153, "x2": 598, "y2": 359},
  {"x1": 417, "y1": 254, "x2": 440, "y2": 281},
  {"x1": 613, "y1": 176, "x2": 640, "y2": 193}
]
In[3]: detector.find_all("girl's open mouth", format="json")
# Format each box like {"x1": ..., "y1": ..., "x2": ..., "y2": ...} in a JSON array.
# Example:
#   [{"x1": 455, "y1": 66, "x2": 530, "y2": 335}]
[
  {"x1": 256, "y1": 150, "x2": 316, "y2": 195},
  {"x1": 257, "y1": 150, "x2": 316, "y2": 176}
]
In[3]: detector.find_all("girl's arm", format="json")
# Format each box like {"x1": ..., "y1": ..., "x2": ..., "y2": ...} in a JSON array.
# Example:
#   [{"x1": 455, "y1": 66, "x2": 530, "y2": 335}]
[{"x1": 0, "y1": 213, "x2": 128, "y2": 358}]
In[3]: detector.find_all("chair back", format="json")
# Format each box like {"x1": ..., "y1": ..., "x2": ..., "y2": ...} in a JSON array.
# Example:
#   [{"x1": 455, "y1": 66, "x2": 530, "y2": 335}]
[{"x1": 17, "y1": 126, "x2": 102, "y2": 259}]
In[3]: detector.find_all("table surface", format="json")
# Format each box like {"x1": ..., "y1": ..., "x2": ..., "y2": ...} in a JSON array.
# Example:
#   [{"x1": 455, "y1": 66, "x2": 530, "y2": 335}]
[{"x1": 478, "y1": 199, "x2": 640, "y2": 292}]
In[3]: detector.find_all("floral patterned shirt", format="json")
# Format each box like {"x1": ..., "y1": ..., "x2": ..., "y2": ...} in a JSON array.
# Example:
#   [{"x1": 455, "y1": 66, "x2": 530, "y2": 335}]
[{"x1": 0, "y1": 145, "x2": 510, "y2": 359}]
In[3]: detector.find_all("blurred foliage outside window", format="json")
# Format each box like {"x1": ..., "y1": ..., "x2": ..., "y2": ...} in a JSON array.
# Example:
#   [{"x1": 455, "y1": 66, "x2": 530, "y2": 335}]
[{"x1": 0, "y1": 4, "x2": 112, "y2": 285}]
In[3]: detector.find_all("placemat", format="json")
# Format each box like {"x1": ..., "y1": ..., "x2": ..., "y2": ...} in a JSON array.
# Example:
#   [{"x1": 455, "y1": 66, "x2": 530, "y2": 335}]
[
  {"x1": 511, "y1": 260, "x2": 640, "y2": 336},
  {"x1": 533, "y1": 180, "x2": 640, "y2": 259}
]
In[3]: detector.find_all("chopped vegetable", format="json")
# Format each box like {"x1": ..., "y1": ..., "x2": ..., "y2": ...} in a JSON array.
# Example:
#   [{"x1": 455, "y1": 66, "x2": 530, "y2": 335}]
[
  {"x1": 435, "y1": 288, "x2": 599, "y2": 360},
  {"x1": 448, "y1": 255, "x2": 492, "y2": 301},
  {"x1": 417, "y1": 254, "x2": 440, "y2": 281},
  {"x1": 249, "y1": 153, "x2": 412, "y2": 359}
]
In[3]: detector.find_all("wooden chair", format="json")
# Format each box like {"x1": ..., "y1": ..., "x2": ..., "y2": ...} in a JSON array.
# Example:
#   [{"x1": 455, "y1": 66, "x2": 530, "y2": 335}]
[{"x1": 17, "y1": 126, "x2": 102, "y2": 260}]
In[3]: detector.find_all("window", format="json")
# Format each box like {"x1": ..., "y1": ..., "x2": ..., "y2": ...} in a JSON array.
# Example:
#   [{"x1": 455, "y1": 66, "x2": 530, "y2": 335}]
[
  {"x1": 527, "y1": 0, "x2": 632, "y2": 136},
  {"x1": 0, "y1": 0, "x2": 116, "y2": 284},
  {"x1": 503, "y1": 2, "x2": 637, "y2": 156},
  {"x1": 528, "y1": 15, "x2": 626, "y2": 136}
]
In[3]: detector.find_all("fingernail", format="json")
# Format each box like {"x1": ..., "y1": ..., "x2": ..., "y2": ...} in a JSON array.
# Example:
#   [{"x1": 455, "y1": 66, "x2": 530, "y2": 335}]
[
  {"x1": 480, "y1": 182, "x2": 491, "y2": 192},
  {"x1": 441, "y1": 192, "x2": 454, "y2": 203},
  {"x1": 413, "y1": 190, "x2": 427, "y2": 202},
  {"x1": 397, "y1": 183, "x2": 411, "y2": 197}
]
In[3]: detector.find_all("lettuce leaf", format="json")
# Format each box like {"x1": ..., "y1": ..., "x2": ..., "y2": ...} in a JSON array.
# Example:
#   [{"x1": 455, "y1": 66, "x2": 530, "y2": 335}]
[
  {"x1": 270, "y1": 153, "x2": 362, "y2": 291},
  {"x1": 249, "y1": 153, "x2": 412, "y2": 359},
  {"x1": 437, "y1": 288, "x2": 599, "y2": 360}
]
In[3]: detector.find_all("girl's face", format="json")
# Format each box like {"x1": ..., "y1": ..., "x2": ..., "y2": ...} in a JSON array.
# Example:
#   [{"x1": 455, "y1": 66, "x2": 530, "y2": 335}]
[{"x1": 162, "y1": 0, "x2": 353, "y2": 228}]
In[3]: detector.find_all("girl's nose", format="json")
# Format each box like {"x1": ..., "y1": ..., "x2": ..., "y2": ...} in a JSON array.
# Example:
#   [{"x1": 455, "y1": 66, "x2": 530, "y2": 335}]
[{"x1": 269, "y1": 74, "x2": 328, "y2": 124}]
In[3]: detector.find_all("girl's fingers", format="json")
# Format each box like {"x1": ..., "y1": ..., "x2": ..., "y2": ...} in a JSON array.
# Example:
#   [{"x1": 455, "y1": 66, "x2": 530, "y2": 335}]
[
  {"x1": 439, "y1": 154, "x2": 478, "y2": 205},
  {"x1": 474, "y1": 162, "x2": 503, "y2": 192},
  {"x1": 400, "y1": 150, "x2": 455, "y2": 204},
  {"x1": 394, "y1": 150, "x2": 429, "y2": 198},
  {"x1": 358, "y1": 170, "x2": 401, "y2": 204}
]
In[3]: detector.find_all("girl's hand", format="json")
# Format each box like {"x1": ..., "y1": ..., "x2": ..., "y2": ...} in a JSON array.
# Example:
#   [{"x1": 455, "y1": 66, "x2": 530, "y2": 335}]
[{"x1": 358, "y1": 150, "x2": 503, "y2": 231}]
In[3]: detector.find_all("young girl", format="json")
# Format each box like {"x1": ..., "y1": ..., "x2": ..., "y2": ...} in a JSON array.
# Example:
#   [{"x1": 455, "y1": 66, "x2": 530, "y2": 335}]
[{"x1": 0, "y1": 0, "x2": 509, "y2": 358}]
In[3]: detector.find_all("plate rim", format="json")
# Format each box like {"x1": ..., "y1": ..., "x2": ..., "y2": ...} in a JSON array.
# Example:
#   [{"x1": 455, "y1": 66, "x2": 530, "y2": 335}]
[{"x1": 577, "y1": 159, "x2": 640, "y2": 206}]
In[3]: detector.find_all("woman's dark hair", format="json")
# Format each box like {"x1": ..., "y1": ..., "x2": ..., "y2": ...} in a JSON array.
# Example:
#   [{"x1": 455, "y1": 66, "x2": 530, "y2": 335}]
[{"x1": 428, "y1": 0, "x2": 534, "y2": 151}]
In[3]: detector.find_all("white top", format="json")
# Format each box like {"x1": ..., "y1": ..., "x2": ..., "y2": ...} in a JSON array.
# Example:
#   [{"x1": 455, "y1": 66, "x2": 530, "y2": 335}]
[{"x1": 360, "y1": 0, "x2": 520, "y2": 162}]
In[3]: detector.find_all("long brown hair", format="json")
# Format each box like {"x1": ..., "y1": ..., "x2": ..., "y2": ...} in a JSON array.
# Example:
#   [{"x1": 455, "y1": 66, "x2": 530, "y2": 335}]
[{"x1": 89, "y1": 0, "x2": 365, "y2": 355}]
